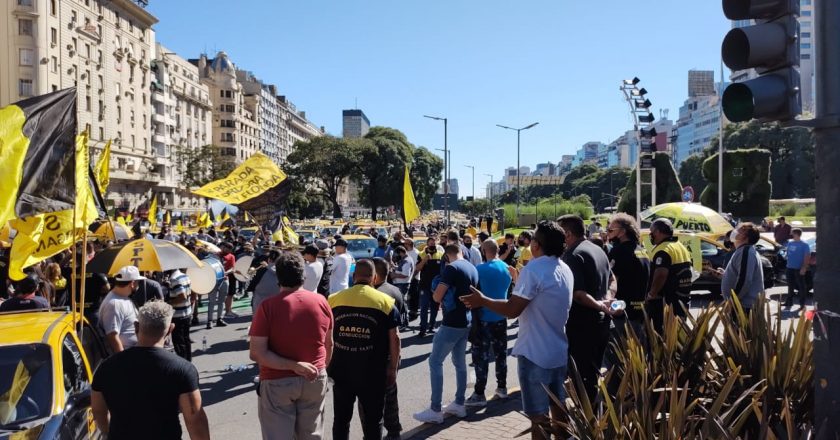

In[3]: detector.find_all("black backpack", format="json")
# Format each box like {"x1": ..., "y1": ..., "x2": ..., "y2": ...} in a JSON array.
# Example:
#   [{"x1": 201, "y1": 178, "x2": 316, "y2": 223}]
[{"x1": 317, "y1": 256, "x2": 333, "y2": 296}]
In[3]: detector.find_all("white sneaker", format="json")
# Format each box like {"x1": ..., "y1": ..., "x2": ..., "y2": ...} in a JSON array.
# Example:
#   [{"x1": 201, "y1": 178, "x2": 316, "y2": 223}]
[
  {"x1": 495, "y1": 387, "x2": 509, "y2": 399},
  {"x1": 413, "y1": 408, "x2": 444, "y2": 424},
  {"x1": 443, "y1": 402, "x2": 467, "y2": 418},
  {"x1": 225, "y1": 311, "x2": 240, "y2": 319}
]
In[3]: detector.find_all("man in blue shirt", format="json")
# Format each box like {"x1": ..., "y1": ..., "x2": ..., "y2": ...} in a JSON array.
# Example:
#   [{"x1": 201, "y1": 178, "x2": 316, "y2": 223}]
[
  {"x1": 784, "y1": 228, "x2": 811, "y2": 309},
  {"x1": 464, "y1": 239, "x2": 512, "y2": 408},
  {"x1": 373, "y1": 235, "x2": 389, "y2": 259}
]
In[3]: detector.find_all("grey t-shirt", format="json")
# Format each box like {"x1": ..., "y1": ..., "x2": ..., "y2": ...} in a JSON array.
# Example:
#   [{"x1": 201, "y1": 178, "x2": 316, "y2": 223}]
[{"x1": 98, "y1": 291, "x2": 138, "y2": 350}]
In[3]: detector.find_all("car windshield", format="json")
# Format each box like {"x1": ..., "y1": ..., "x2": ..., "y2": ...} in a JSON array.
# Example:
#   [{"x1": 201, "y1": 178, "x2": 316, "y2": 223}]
[
  {"x1": 347, "y1": 238, "x2": 377, "y2": 252},
  {"x1": 0, "y1": 344, "x2": 53, "y2": 429}
]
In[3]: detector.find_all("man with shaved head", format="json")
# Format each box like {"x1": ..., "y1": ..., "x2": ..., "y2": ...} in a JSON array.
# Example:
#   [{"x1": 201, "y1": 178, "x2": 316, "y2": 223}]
[{"x1": 328, "y1": 259, "x2": 402, "y2": 440}]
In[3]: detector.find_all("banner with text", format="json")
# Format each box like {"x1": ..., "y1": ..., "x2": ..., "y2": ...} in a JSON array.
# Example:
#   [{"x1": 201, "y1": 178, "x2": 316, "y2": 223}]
[{"x1": 192, "y1": 153, "x2": 287, "y2": 205}]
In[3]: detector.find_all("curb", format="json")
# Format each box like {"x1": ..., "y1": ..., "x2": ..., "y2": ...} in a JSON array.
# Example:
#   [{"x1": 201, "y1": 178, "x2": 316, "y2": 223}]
[{"x1": 402, "y1": 386, "x2": 522, "y2": 439}]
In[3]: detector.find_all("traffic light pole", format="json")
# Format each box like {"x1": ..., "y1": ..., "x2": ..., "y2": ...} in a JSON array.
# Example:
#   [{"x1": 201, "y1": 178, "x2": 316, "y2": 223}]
[{"x1": 812, "y1": 0, "x2": 840, "y2": 435}]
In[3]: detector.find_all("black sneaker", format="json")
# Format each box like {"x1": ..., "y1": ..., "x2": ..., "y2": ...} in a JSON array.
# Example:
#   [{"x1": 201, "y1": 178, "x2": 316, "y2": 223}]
[
  {"x1": 216, "y1": 319, "x2": 228, "y2": 327},
  {"x1": 206, "y1": 322, "x2": 212, "y2": 330},
  {"x1": 419, "y1": 331, "x2": 427, "y2": 338}
]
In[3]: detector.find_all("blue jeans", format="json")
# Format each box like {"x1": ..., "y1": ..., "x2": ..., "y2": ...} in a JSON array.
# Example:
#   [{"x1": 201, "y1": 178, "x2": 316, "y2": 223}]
[
  {"x1": 517, "y1": 355, "x2": 567, "y2": 416},
  {"x1": 428, "y1": 325, "x2": 469, "y2": 412},
  {"x1": 419, "y1": 287, "x2": 439, "y2": 332}
]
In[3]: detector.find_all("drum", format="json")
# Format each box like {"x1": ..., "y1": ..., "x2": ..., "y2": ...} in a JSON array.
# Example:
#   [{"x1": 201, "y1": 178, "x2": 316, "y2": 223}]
[
  {"x1": 187, "y1": 257, "x2": 224, "y2": 295},
  {"x1": 233, "y1": 255, "x2": 254, "y2": 282}
]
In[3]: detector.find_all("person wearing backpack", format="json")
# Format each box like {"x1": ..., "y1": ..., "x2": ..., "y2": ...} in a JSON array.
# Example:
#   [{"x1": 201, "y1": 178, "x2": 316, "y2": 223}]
[{"x1": 721, "y1": 223, "x2": 765, "y2": 316}]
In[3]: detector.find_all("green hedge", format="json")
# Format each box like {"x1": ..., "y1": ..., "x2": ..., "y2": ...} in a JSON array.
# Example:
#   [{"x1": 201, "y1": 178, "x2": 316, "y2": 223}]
[
  {"x1": 501, "y1": 197, "x2": 593, "y2": 227},
  {"x1": 700, "y1": 149, "x2": 771, "y2": 218}
]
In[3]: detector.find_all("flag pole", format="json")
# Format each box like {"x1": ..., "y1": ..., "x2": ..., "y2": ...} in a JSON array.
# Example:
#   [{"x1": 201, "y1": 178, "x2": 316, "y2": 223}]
[{"x1": 78, "y1": 126, "x2": 91, "y2": 341}]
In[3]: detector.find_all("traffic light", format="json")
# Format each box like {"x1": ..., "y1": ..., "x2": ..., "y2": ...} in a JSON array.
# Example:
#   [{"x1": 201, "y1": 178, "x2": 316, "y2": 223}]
[{"x1": 721, "y1": 0, "x2": 801, "y2": 122}]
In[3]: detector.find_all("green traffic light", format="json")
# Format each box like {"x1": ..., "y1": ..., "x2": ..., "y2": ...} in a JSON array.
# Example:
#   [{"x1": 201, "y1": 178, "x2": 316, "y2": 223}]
[{"x1": 722, "y1": 83, "x2": 755, "y2": 122}]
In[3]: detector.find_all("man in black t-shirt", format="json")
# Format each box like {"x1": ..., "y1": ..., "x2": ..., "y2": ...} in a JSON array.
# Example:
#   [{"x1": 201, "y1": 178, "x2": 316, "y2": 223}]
[
  {"x1": 559, "y1": 215, "x2": 613, "y2": 403},
  {"x1": 413, "y1": 245, "x2": 479, "y2": 424},
  {"x1": 92, "y1": 301, "x2": 209, "y2": 440}
]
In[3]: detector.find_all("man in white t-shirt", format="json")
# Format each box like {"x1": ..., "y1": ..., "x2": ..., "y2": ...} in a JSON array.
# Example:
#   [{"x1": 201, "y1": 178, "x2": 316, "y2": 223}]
[
  {"x1": 460, "y1": 220, "x2": 573, "y2": 435},
  {"x1": 329, "y1": 238, "x2": 354, "y2": 294},
  {"x1": 302, "y1": 245, "x2": 324, "y2": 293},
  {"x1": 99, "y1": 266, "x2": 143, "y2": 353}
]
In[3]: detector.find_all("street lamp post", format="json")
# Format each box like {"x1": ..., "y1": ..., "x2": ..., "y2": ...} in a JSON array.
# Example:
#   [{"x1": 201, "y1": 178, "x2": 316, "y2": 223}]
[
  {"x1": 464, "y1": 165, "x2": 475, "y2": 200},
  {"x1": 497, "y1": 122, "x2": 539, "y2": 222},
  {"x1": 484, "y1": 173, "x2": 494, "y2": 211},
  {"x1": 424, "y1": 115, "x2": 449, "y2": 225}
]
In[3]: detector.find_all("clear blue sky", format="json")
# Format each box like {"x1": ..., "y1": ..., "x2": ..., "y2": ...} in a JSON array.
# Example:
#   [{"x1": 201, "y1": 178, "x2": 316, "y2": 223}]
[{"x1": 148, "y1": 0, "x2": 731, "y2": 199}]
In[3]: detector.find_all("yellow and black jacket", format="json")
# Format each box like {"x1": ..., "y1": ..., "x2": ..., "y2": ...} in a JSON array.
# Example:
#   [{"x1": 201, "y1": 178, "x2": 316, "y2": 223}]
[
  {"x1": 649, "y1": 236, "x2": 693, "y2": 302},
  {"x1": 328, "y1": 284, "x2": 400, "y2": 380}
]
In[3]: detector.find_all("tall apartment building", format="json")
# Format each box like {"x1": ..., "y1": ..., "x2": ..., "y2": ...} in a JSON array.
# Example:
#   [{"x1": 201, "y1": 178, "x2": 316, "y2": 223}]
[
  {"x1": 0, "y1": 0, "x2": 158, "y2": 210},
  {"x1": 572, "y1": 142, "x2": 603, "y2": 167},
  {"x1": 192, "y1": 51, "x2": 260, "y2": 164},
  {"x1": 342, "y1": 109, "x2": 370, "y2": 139},
  {"x1": 688, "y1": 70, "x2": 716, "y2": 97},
  {"x1": 674, "y1": 94, "x2": 723, "y2": 167},
  {"x1": 150, "y1": 43, "x2": 212, "y2": 214},
  {"x1": 730, "y1": 0, "x2": 815, "y2": 113},
  {"x1": 279, "y1": 95, "x2": 323, "y2": 147},
  {"x1": 237, "y1": 70, "x2": 289, "y2": 164}
]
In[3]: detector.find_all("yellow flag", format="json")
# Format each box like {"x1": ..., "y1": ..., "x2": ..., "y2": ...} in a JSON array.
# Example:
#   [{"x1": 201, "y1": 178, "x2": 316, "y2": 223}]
[
  {"x1": 94, "y1": 139, "x2": 111, "y2": 194},
  {"x1": 147, "y1": 194, "x2": 158, "y2": 230},
  {"x1": 198, "y1": 212, "x2": 212, "y2": 229},
  {"x1": 74, "y1": 131, "x2": 97, "y2": 228},
  {"x1": 192, "y1": 152, "x2": 287, "y2": 204},
  {"x1": 281, "y1": 216, "x2": 299, "y2": 246},
  {"x1": 403, "y1": 167, "x2": 421, "y2": 224},
  {"x1": 164, "y1": 210, "x2": 171, "y2": 225},
  {"x1": 176, "y1": 219, "x2": 184, "y2": 232},
  {"x1": 126, "y1": 213, "x2": 133, "y2": 223},
  {"x1": 9, "y1": 210, "x2": 77, "y2": 280},
  {"x1": 116, "y1": 215, "x2": 126, "y2": 226},
  {"x1": 221, "y1": 209, "x2": 230, "y2": 222},
  {"x1": 244, "y1": 211, "x2": 253, "y2": 224}
]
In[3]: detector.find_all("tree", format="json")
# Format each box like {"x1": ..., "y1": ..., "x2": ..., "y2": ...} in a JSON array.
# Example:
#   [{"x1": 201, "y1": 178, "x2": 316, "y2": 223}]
[
  {"x1": 354, "y1": 127, "x2": 414, "y2": 221},
  {"x1": 173, "y1": 144, "x2": 235, "y2": 190},
  {"x1": 678, "y1": 154, "x2": 707, "y2": 200},
  {"x1": 700, "y1": 149, "x2": 771, "y2": 219},
  {"x1": 460, "y1": 198, "x2": 491, "y2": 217},
  {"x1": 409, "y1": 147, "x2": 444, "y2": 210},
  {"x1": 285, "y1": 136, "x2": 358, "y2": 218},
  {"x1": 617, "y1": 153, "x2": 683, "y2": 216}
]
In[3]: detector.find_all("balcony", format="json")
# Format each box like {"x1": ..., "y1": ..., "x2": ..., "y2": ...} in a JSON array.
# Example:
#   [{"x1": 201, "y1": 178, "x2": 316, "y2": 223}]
[
  {"x1": 153, "y1": 133, "x2": 165, "y2": 144},
  {"x1": 152, "y1": 113, "x2": 165, "y2": 123}
]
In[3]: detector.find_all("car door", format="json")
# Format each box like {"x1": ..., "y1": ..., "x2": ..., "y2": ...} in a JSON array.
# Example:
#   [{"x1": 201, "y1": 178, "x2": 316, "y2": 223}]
[{"x1": 58, "y1": 333, "x2": 99, "y2": 440}]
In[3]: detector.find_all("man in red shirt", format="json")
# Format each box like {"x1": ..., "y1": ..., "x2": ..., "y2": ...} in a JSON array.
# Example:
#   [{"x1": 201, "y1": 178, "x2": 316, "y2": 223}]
[
  {"x1": 219, "y1": 242, "x2": 238, "y2": 320},
  {"x1": 249, "y1": 251, "x2": 334, "y2": 440}
]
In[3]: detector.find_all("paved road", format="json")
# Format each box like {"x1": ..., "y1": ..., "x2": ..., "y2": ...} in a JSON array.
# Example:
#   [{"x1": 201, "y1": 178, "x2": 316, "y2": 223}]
[{"x1": 187, "y1": 284, "x2": 806, "y2": 439}]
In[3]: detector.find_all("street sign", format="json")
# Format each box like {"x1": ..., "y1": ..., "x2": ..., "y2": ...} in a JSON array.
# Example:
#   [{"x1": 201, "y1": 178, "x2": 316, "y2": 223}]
[{"x1": 682, "y1": 186, "x2": 695, "y2": 203}]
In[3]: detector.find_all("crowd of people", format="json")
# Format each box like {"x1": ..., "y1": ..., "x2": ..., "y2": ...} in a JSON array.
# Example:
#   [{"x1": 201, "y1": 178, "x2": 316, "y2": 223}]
[{"x1": 0, "y1": 211, "x2": 796, "y2": 440}]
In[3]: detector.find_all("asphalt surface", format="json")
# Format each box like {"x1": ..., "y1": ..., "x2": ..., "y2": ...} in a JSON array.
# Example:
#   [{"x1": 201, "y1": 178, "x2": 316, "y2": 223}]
[
  {"x1": 186, "y1": 296, "x2": 522, "y2": 440},
  {"x1": 186, "y1": 283, "x2": 806, "y2": 439}
]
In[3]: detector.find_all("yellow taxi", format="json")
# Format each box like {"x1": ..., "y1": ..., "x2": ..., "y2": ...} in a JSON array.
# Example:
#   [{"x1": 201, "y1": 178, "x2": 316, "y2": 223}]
[{"x1": 0, "y1": 310, "x2": 106, "y2": 439}]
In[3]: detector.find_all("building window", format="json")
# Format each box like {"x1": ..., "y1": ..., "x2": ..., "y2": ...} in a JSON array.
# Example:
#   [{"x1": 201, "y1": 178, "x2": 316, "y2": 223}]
[
  {"x1": 19, "y1": 19, "x2": 33, "y2": 36},
  {"x1": 49, "y1": 0, "x2": 56, "y2": 15},
  {"x1": 99, "y1": 127, "x2": 104, "y2": 140},
  {"x1": 131, "y1": 135, "x2": 135, "y2": 148},
  {"x1": 52, "y1": 84, "x2": 58, "y2": 92},
  {"x1": 17, "y1": 0, "x2": 33, "y2": 6},
  {"x1": 801, "y1": 32, "x2": 811, "y2": 39},
  {"x1": 51, "y1": 27, "x2": 57, "y2": 45},
  {"x1": 801, "y1": 43, "x2": 811, "y2": 49},
  {"x1": 51, "y1": 56, "x2": 58, "y2": 72},
  {"x1": 19, "y1": 48, "x2": 34, "y2": 66},
  {"x1": 116, "y1": 106, "x2": 121, "y2": 121},
  {"x1": 19, "y1": 79, "x2": 33, "y2": 97},
  {"x1": 85, "y1": 43, "x2": 91, "y2": 59},
  {"x1": 85, "y1": 96, "x2": 91, "y2": 111},
  {"x1": 803, "y1": 10, "x2": 812, "y2": 16},
  {"x1": 802, "y1": 53, "x2": 811, "y2": 60}
]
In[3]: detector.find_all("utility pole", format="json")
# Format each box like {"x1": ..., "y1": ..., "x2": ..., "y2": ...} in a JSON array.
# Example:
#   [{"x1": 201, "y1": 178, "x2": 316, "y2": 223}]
[
  {"x1": 497, "y1": 122, "x2": 539, "y2": 223},
  {"x1": 464, "y1": 165, "x2": 475, "y2": 200},
  {"x1": 484, "y1": 173, "x2": 494, "y2": 212},
  {"x1": 425, "y1": 115, "x2": 449, "y2": 225},
  {"x1": 813, "y1": 0, "x2": 840, "y2": 434}
]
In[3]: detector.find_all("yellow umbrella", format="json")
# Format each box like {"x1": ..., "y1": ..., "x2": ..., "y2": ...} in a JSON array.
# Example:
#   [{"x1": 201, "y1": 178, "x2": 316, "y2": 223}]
[
  {"x1": 87, "y1": 238, "x2": 202, "y2": 274},
  {"x1": 89, "y1": 220, "x2": 133, "y2": 241},
  {"x1": 640, "y1": 202, "x2": 734, "y2": 235}
]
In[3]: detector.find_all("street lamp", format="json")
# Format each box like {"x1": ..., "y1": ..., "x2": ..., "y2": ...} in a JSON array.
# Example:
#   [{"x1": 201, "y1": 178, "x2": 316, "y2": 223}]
[
  {"x1": 497, "y1": 122, "x2": 539, "y2": 220},
  {"x1": 424, "y1": 115, "x2": 449, "y2": 225},
  {"x1": 464, "y1": 164, "x2": 475, "y2": 200},
  {"x1": 484, "y1": 173, "x2": 494, "y2": 211}
]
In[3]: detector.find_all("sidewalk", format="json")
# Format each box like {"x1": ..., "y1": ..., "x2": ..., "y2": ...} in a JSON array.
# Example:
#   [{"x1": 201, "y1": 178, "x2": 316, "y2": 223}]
[{"x1": 404, "y1": 390, "x2": 531, "y2": 439}]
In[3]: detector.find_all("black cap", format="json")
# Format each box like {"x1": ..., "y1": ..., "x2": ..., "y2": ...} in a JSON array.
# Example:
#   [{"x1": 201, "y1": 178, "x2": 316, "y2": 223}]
[{"x1": 334, "y1": 238, "x2": 348, "y2": 247}]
